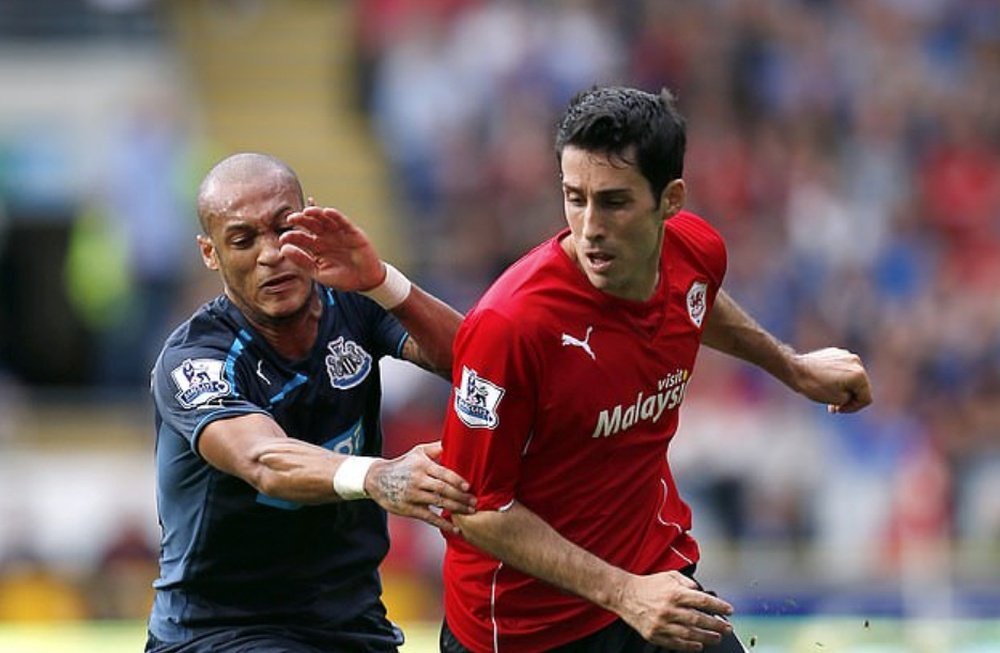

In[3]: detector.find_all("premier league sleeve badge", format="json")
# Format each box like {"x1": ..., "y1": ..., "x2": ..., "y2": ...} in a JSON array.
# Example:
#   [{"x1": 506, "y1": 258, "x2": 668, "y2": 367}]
[{"x1": 454, "y1": 366, "x2": 505, "y2": 429}]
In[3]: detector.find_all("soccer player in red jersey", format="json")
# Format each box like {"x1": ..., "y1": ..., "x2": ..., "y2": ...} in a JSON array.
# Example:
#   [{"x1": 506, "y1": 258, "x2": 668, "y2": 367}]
[{"x1": 439, "y1": 87, "x2": 873, "y2": 653}]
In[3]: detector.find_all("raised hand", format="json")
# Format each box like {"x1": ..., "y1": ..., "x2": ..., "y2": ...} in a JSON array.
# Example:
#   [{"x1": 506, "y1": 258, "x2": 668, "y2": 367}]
[
  {"x1": 365, "y1": 441, "x2": 476, "y2": 532},
  {"x1": 279, "y1": 206, "x2": 386, "y2": 292}
]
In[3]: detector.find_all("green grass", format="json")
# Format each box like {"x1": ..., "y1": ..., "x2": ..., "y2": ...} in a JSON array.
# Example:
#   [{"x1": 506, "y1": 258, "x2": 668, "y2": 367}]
[{"x1": 0, "y1": 618, "x2": 997, "y2": 652}]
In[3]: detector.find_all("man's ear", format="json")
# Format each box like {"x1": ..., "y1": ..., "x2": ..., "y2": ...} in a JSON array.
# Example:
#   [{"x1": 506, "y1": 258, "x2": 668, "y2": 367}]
[
  {"x1": 659, "y1": 179, "x2": 687, "y2": 218},
  {"x1": 197, "y1": 234, "x2": 219, "y2": 271}
]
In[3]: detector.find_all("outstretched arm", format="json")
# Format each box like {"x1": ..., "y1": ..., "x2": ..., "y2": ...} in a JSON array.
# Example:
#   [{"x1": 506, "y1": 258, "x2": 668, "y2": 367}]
[
  {"x1": 702, "y1": 289, "x2": 873, "y2": 413},
  {"x1": 279, "y1": 206, "x2": 462, "y2": 378},
  {"x1": 199, "y1": 413, "x2": 475, "y2": 531},
  {"x1": 453, "y1": 504, "x2": 733, "y2": 652}
]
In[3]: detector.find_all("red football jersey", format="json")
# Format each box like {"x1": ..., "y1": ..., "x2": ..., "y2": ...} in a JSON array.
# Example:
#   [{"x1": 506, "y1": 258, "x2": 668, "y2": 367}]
[{"x1": 441, "y1": 212, "x2": 727, "y2": 653}]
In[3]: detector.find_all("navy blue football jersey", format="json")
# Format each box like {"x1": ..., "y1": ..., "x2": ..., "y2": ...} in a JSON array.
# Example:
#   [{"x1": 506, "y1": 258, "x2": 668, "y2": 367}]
[{"x1": 148, "y1": 285, "x2": 407, "y2": 647}]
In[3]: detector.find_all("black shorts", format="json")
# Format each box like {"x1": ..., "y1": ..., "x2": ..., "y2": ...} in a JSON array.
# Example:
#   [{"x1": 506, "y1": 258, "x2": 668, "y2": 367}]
[
  {"x1": 145, "y1": 620, "x2": 403, "y2": 653},
  {"x1": 440, "y1": 611, "x2": 747, "y2": 653}
]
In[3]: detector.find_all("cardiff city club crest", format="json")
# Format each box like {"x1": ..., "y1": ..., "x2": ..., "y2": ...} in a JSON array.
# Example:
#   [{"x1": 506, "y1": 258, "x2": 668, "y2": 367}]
[
  {"x1": 171, "y1": 358, "x2": 231, "y2": 409},
  {"x1": 325, "y1": 337, "x2": 372, "y2": 389},
  {"x1": 686, "y1": 280, "x2": 708, "y2": 328},
  {"x1": 454, "y1": 366, "x2": 505, "y2": 429}
]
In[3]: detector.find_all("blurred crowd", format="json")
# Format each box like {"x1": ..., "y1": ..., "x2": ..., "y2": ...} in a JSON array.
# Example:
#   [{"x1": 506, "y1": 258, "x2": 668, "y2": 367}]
[
  {"x1": 357, "y1": 0, "x2": 1000, "y2": 593},
  {"x1": 1, "y1": 0, "x2": 999, "y2": 624}
]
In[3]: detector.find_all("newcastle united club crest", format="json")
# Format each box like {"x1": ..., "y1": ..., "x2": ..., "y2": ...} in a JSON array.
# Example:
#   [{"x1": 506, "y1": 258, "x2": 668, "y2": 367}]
[{"x1": 325, "y1": 337, "x2": 372, "y2": 389}]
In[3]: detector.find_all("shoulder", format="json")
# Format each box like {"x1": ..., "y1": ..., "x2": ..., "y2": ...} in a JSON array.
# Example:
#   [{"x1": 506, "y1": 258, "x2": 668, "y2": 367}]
[
  {"x1": 665, "y1": 210, "x2": 725, "y2": 249},
  {"x1": 153, "y1": 297, "x2": 242, "y2": 379},
  {"x1": 151, "y1": 299, "x2": 265, "y2": 415},
  {"x1": 457, "y1": 238, "x2": 579, "y2": 361},
  {"x1": 664, "y1": 210, "x2": 727, "y2": 283},
  {"x1": 473, "y1": 234, "x2": 571, "y2": 319}
]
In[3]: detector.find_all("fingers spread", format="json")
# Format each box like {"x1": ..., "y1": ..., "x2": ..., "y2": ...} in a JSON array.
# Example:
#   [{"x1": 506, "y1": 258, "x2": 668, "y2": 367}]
[
  {"x1": 278, "y1": 243, "x2": 315, "y2": 270},
  {"x1": 300, "y1": 207, "x2": 352, "y2": 232},
  {"x1": 279, "y1": 229, "x2": 318, "y2": 250},
  {"x1": 286, "y1": 212, "x2": 328, "y2": 235}
]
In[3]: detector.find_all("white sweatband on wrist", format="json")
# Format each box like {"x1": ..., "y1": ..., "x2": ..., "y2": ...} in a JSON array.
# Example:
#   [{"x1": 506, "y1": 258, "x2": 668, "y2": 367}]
[
  {"x1": 361, "y1": 263, "x2": 412, "y2": 310},
  {"x1": 333, "y1": 456, "x2": 378, "y2": 500}
]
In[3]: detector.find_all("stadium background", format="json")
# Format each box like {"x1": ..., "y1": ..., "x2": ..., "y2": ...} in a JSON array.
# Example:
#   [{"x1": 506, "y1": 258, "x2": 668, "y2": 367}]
[{"x1": 0, "y1": 0, "x2": 998, "y2": 651}]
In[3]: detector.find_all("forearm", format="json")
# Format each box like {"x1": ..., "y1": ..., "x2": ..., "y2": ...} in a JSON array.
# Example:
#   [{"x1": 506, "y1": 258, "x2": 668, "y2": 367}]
[
  {"x1": 252, "y1": 439, "x2": 476, "y2": 532},
  {"x1": 701, "y1": 289, "x2": 799, "y2": 390},
  {"x1": 200, "y1": 414, "x2": 475, "y2": 528},
  {"x1": 453, "y1": 502, "x2": 630, "y2": 613},
  {"x1": 248, "y1": 437, "x2": 351, "y2": 504},
  {"x1": 394, "y1": 284, "x2": 463, "y2": 378}
]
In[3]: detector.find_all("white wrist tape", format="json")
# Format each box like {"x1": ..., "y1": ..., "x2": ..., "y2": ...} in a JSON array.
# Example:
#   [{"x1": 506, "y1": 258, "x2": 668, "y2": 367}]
[
  {"x1": 361, "y1": 263, "x2": 412, "y2": 310},
  {"x1": 332, "y1": 456, "x2": 377, "y2": 500}
]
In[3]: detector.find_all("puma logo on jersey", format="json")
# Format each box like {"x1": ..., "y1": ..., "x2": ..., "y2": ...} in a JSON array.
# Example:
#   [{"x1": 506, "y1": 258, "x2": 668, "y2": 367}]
[
  {"x1": 256, "y1": 360, "x2": 271, "y2": 385},
  {"x1": 561, "y1": 326, "x2": 595, "y2": 360}
]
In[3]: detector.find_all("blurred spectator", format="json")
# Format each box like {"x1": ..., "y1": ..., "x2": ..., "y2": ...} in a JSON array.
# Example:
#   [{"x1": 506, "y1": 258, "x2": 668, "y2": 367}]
[
  {"x1": 368, "y1": 0, "x2": 622, "y2": 286},
  {"x1": 0, "y1": 551, "x2": 87, "y2": 622},
  {"x1": 2, "y1": 0, "x2": 1000, "y2": 624},
  {"x1": 358, "y1": 0, "x2": 1000, "y2": 592},
  {"x1": 87, "y1": 519, "x2": 157, "y2": 619},
  {"x1": 66, "y1": 88, "x2": 201, "y2": 389}
]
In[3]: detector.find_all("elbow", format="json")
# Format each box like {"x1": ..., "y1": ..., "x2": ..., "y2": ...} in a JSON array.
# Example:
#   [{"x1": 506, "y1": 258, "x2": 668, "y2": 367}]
[
  {"x1": 452, "y1": 512, "x2": 487, "y2": 548},
  {"x1": 252, "y1": 469, "x2": 280, "y2": 497},
  {"x1": 451, "y1": 508, "x2": 508, "y2": 549},
  {"x1": 419, "y1": 345, "x2": 455, "y2": 381},
  {"x1": 452, "y1": 511, "x2": 474, "y2": 532},
  {"x1": 432, "y1": 357, "x2": 454, "y2": 381},
  {"x1": 244, "y1": 444, "x2": 278, "y2": 495}
]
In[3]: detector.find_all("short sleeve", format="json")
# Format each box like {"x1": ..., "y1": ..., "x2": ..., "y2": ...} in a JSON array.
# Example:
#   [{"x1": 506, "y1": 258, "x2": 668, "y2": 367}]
[
  {"x1": 441, "y1": 308, "x2": 539, "y2": 511},
  {"x1": 365, "y1": 299, "x2": 409, "y2": 360},
  {"x1": 152, "y1": 342, "x2": 269, "y2": 456},
  {"x1": 669, "y1": 212, "x2": 727, "y2": 288}
]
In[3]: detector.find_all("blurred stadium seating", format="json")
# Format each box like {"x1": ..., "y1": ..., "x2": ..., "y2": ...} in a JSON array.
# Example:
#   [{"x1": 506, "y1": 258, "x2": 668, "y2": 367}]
[{"x1": 0, "y1": 1, "x2": 998, "y2": 650}]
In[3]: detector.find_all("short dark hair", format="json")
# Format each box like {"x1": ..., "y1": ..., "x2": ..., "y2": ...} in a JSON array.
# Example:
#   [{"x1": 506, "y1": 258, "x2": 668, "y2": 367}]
[{"x1": 555, "y1": 86, "x2": 686, "y2": 200}]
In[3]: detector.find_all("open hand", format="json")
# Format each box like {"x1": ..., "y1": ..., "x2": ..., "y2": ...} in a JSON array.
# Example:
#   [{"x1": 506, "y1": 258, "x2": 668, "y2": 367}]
[
  {"x1": 618, "y1": 570, "x2": 734, "y2": 651},
  {"x1": 365, "y1": 441, "x2": 476, "y2": 532},
  {"x1": 279, "y1": 206, "x2": 386, "y2": 292}
]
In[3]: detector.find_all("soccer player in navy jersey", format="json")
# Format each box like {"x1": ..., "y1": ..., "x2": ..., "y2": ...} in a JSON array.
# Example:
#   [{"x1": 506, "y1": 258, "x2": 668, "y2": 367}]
[
  {"x1": 146, "y1": 153, "x2": 476, "y2": 653},
  {"x1": 439, "y1": 87, "x2": 873, "y2": 653}
]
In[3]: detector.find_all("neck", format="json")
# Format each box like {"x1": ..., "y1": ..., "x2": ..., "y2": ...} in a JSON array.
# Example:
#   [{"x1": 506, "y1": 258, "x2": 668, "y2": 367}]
[{"x1": 241, "y1": 288, "x2": 322, "y2": 361}]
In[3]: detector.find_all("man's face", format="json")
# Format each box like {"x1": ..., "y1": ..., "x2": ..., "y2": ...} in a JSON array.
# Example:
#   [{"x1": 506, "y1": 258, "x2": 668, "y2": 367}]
[
  {"x1": 559, "y1": 146, "x2": 678, "y2": 301},
  {"x1": 198, "y1": 171, "x2": 312, "y2": 325}
]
